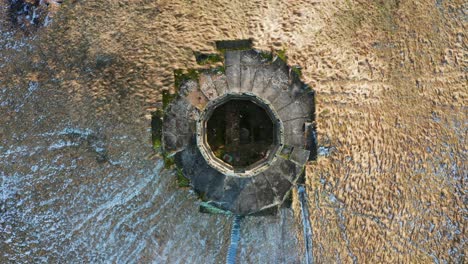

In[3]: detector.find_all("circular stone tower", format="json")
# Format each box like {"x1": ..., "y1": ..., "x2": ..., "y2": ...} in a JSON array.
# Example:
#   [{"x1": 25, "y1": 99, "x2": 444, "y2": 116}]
[{"x1": 160, "y1": 40, "x2": 316, "y2": 215}]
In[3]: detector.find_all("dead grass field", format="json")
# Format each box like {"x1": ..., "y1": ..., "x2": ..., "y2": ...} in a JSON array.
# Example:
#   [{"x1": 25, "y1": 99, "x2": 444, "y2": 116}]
[{"x1": 1, "y1": 0, "x2": 466, "y2": 262}]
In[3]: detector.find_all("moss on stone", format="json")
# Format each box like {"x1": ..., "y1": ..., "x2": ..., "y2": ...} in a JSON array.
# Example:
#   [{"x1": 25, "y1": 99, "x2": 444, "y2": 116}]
[
  {"x1": 153, "y1": 138, "x2": 162, "y2": 151},
  {"x1": 214, "y1": 65, "x2": 225, "y2": 74},
  {"x1": 194, "y1": 52, "x2": 223, "y2": 65},
  {"x1": 162, "y1": 90, "x2": 177, "y2": 110},
  {"x1": 151, "y1": 110, "x2": 164, "y2": 152},
  {"x1": 174, "y1": 69, "x2": 200, "y2": 91},
  {"x1": 291, "y1": 66, "x2": 302, "y2": 78},
  {"x1": 259, "y1": 51, "x2": 273, "y2": 61},
  {"x1": 279, "y1": 145, "x2": 293, "y2": 160},
  {"x1": 163, "y1": 153, "x2": 175, "y2": 169},
  {"x1": 199, "y1": 202, "x2": 232, "y2": 215},
  {"x1": 199, "y1": 191, "x2": 209, "y2": 202},
  {"x1": 176, "y1": 168, "x2": 190, "y2": 187},
  {"x1": 276, "y1": 49, "x2": 287, "y2": 62}
]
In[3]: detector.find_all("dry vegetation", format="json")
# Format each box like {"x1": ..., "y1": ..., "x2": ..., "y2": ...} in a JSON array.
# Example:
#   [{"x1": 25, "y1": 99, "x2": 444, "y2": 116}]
[{"x1": 1, "y1": 0, "x2": 466, "y2": 262}]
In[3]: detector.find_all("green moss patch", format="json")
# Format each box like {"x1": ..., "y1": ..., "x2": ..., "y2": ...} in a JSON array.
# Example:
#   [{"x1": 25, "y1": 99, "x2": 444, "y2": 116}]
[
  {"x1": 151, "y1": 110, "x2": 164, "y2": 152},
  {"x1": 163, "y1": 153, "x2": 175, "y2": 169},
  {"x1": 162, "y1": 90, "x2": 177, "y2": 110},
  {"x1": 213, "y1": 65, "x2": 225, "y2": 74},
  {"x1": 276, "y1": 49, "x2": 287, "y2": 62},
  {"x1": 291, "y1": 66, "x2": 302, "y2": 78},
  {"x1": 279, "y1": 145, "x2": 293, "y2": 160},
  {"x1": 259, "y1": 51, "x2": 273, "y2": 61},
  {"x1": 174, "y1": 69, "x2": 200, "y2": 90},
  {"x1": 194, "y1": 52, "x2": 223, "y2": 65},
  {"x1": 176, "y1": 168, "x2": 190, "y2": 187},
  {"x1": 199, "y1": 202, "x2": 232, "y2": 215}
]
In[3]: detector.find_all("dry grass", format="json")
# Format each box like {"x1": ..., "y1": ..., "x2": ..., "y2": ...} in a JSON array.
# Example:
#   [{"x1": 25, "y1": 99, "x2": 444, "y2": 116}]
[{"x1": 1, "y1": 0, "x2": 466, "y2": 262}]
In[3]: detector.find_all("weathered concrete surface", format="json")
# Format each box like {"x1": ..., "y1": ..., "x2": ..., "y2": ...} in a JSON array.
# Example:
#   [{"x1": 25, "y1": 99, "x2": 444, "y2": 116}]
[
  {"x1": 179, "y1": 79, "x2": 208, "y2": 111},
  {"x1": 162, "y1": 94, "x2": 199, "y2": 154},
  {"x1": 277, "y1": 91, "x2": 315, "y2": 122},
  {"x1": 239, "y1": 50, "x2": 265, "y2": 93},
  {"x1": 165, "y1": 49, "x2": 313, "y2": 215},
  {"x1": 224, "y1": 50, "x2": 242, "y2": 93},
  {"x1": 210, "y1": 72, "x2": 229, "y2": 96},
  {"x1": 199, "y1": 73, "x2": 219, "y2": 100},
  {"x1": 290, "y1": 147, "x2": 311, "y2": 167},
  {"x1": 262, "y1": 61, "x2": 290, "y2": 104}
]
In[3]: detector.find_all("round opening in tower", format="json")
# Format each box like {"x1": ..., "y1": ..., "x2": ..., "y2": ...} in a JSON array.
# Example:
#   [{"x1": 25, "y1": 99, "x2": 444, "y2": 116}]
[{"x1": 200, "y1": 95, "x2": 281, "y2": 173}]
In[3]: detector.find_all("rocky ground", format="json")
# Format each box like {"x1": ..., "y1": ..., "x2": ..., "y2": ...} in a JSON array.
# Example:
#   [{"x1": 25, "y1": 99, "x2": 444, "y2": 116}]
[{"x1": 1, "y1": 0, "x2": 466, "y2": 263}]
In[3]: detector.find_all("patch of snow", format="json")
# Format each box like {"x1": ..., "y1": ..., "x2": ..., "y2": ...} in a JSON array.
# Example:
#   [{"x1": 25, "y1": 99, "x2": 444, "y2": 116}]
[
  {"x1": 48, "y1": 140, "x2": 80, "y2": 150},
  {"x1": 40, "y1": 127, "x2": 94, "y2": 138},
  {"x1": 317, "y1": 146, "x2": 331, "y2": 157},
  {"x1": 65, "y1": 161, "x2": 164, "y2": 240},
  {"x1": 328, "y1": 193, "x2": 338, "y2": 204},
  {"x1": 14, "y1": 81, "x2": 39, "y2": 112},
  {"x1": 0, "y1": 145, "x2": 29, "y2": 158},
  {"x1": 43, "y1": 15, "x2": 52, "y2": 26}
]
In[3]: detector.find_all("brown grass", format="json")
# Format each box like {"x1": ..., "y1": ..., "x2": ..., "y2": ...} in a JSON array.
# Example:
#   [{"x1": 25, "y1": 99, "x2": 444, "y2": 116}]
[{"x1": 1, "y1": 0, "x2": 466, "y2": 262}]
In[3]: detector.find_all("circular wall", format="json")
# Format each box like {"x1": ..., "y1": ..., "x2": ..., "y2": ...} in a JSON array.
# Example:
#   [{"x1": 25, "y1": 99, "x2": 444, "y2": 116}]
[{"x1": 197, "y1": 93, "x2": 283, "y2": 176}]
